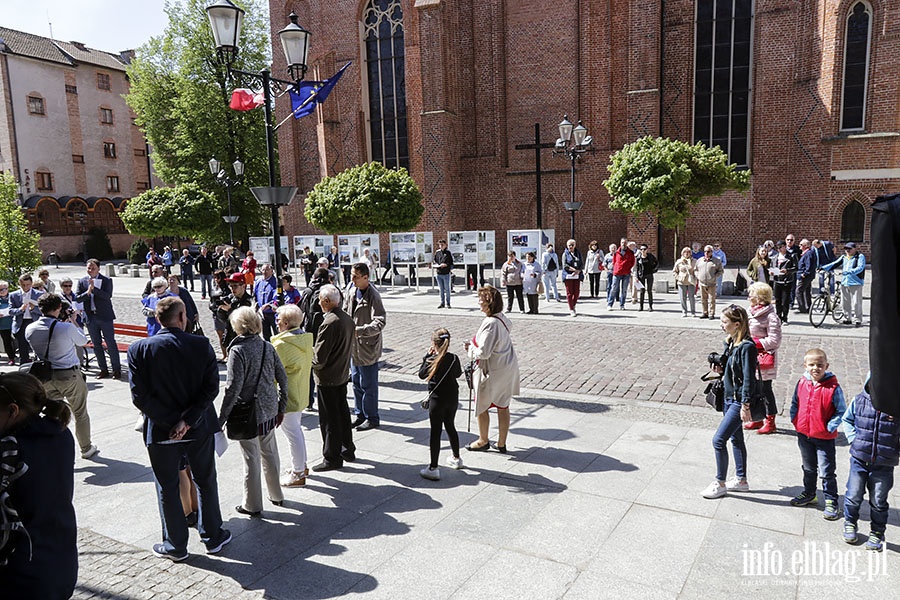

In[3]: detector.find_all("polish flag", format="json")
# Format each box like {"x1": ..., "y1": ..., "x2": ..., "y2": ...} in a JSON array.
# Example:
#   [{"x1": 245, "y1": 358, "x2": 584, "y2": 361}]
[{"x1": 229, "y1": 88, "x2": 264, "y2": 111}]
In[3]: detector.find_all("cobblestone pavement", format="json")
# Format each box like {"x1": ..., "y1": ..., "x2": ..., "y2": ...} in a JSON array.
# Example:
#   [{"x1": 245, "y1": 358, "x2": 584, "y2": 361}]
[
  {"x1": 75, "y1": 529, "x2": 262, "y2": 600},
  {"x1": 98, "y1": 278, "x2": 869, "y2": 415}
]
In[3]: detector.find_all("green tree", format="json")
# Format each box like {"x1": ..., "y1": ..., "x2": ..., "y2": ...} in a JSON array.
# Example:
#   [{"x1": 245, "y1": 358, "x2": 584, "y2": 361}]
[
  {"x1": 304, "y1": 163, "x2": 425, "y2": 234},
  {"x1": 603, "y1": 136, "x2": 751, "y2": 258},
  {"x1": 125, "y1": 0, "x2": 270, "y2": 243},
  {"x1": 121, "y1": 184, "x2": 221, "y2": 240},
  {"x1": 0, "y1": 172, "x2": 42, "y2": 284}
]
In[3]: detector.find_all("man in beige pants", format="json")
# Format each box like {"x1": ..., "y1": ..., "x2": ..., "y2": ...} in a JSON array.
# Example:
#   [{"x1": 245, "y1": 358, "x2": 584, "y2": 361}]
[
  {"x1": 24, "y1": 293, "x2": 97, "y2": 458},
  {"x1": 694, "y1": 245, "x2": 724, "y2": 319}
]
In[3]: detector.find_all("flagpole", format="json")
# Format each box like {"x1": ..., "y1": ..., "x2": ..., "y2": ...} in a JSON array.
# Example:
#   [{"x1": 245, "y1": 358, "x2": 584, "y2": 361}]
[{"x1": 274, "y1": 88, "x2": 321, "y2": 131}]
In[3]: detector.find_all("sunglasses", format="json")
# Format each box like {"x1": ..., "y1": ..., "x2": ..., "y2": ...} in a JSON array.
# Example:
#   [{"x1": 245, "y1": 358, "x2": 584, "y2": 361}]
[{"x1": 61, "y1": 284, "x2": 72, "y2": 287}]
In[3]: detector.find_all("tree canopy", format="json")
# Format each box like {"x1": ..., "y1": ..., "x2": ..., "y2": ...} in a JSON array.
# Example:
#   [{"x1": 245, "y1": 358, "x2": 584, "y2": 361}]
[
  {"x1": 603, "y1": 136, "x2": 751, "y2": 229},
  {"x1": 0, "y1": 172, "x2": 42, "y2": 284},
  {"x1": 121, "y1": 183, "x2": 220, "y2": 240},
  {"x1": 124, "y1": 0, "x2": 271, "y2": 243},
  {"x1": 304, "y1": 163, "x2": 425, "y2": 234}
]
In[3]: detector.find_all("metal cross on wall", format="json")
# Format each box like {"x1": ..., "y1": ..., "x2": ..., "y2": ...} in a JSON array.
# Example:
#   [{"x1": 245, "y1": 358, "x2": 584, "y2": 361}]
[{"x1": 513, "y1": 123, "x2": 563, "y2": 229}]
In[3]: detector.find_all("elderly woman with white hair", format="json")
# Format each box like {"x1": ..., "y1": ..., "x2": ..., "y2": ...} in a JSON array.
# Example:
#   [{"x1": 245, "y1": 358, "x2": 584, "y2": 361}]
[
  {"x1": 141, "y1": 276, "x2": 174, "y2": 336},
  {"x1": 270, "y1": 304, "x2": 313, "y2": 487},
  {"x1": 219, "y1": 307, "x2": 289, "y2": 516}
]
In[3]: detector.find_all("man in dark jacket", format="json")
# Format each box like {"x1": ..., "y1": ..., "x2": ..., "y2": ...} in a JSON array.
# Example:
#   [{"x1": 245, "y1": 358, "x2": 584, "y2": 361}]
[
  {"x1": 76, "y1": 259, "x2": 121, "y2": 379},
  {"x1": 635, "y1": 244, "x2": 658, "y2": 312},
  {"x1": 311, "y1": 284, "x2": 355, "y2": 472},
  {"x1": 195, "y1": 246, "x2": 215, "y2": 299},
  {"x1": 217, "y1": 273, "x2": 254, "y2": 347},
  {"x1": 813, "y1": 239, "x2": 836, "y2": 294},
  {"x1": 795, "y1": 239, "x2": 817, "y2": 314},
  {"x1": 432, "y1": 239, "x2": 454, "y2": 308},
  {"x1": 128, "y1": 297, "x2": 231, "y2": 561}
]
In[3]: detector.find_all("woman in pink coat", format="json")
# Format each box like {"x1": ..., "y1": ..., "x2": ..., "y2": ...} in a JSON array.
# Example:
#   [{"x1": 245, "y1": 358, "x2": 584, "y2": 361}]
[{"x1": 744, "y1": 282, "x2": 782, "y2": 434}]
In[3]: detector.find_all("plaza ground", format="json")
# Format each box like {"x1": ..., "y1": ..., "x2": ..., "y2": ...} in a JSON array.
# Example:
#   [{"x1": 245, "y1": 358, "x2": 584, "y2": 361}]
[{"x1": 3, "y1": 264, "x2": 889, "y2": 599}]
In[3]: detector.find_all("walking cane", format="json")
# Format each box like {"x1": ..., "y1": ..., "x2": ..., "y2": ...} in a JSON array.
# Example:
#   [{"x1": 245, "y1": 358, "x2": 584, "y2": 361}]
[{"x1": 464, "y1": 360, "x2": 475, "y2": 433}]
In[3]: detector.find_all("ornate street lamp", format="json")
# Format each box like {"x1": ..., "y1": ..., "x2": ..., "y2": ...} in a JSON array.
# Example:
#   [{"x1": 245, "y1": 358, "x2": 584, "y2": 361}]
[
  {"x1": 209, "y1": 157, "x2": 244, "y2": 246},
  {"x1": 553, "y1": 115, "x2": 593, "y2": 240},
  {"x1": 206, "y1": 2, "x2": 311, "y2": 300}
]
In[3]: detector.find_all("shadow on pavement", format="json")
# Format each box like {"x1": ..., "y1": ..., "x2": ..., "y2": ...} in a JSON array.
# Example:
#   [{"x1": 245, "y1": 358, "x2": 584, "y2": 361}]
[
  {"x1": 516, "y1": 395, "x2": 614, "y2": 414},
  {"x1": 75, "y1": 456, "x2": 152, "y2": 486}
]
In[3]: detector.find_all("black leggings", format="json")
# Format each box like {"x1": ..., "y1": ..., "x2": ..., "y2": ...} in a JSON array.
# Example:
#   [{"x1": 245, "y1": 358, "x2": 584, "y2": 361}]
[
  {"x1": 588, "y1": 272, "x2": 602, "y2": 297},
  {"x1": 762, "y1": 379, "x2": 777, "y2": 417},
  {"x1": 428, "y1": 399, "x2": 460, "y2": 468},
  {"x1": 506, "y1": 285, "x2": 524, "y2": 312}
]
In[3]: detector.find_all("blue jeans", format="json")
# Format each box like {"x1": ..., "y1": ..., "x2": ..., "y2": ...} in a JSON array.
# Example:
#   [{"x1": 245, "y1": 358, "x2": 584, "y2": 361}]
[
  {"x1": 147, "y1": 434, "x2": 227, "y2": 554},
  {"x1": 844, "y1": 456, "x2": 894, "y2": 533},
  {"x1": 797, "y1": 433, "x2": 837, "y2": 501},
  {"x1": 199, "y1": 274, "x2": 213, "y2": 298},
  {"x1": 437, "y1": 273, "x2": 451, "y2": 306},
  {"x1": 351, "y1": 361, "x2": 380, "y2": 424},
  {"x1": 86, "y1": 317, "x2": 121, "y2": 373},
  {"x1": 712, "y1": 399, "x2": 747, "y2": 482},
  {"x1": 608, "y1": 274, "x2": 630, "y2": 307},
  {"x1": 818, "y1": 271, "x2": 835, "y2": 295}
]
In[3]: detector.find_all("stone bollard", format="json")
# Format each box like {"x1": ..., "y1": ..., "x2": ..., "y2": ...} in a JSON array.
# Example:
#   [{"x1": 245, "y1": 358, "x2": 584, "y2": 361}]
[
  {"x1": 654, "y1": 279, "x2": 669, "y2": 294},
  {"x1": 131, "y1": 266, "x2": 143, "y2": 278},
  {"x1": 117, "y1": 265, "x2": 130, "y2": 275},
  {"x1": 103, "y1": 264, "x2": 116, "y2": 277}
]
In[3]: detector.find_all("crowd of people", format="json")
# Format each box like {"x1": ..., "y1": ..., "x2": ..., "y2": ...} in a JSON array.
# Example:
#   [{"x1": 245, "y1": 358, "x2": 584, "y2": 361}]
[{"x1": 0, "y1": 232, "x2": 879, "y2": 593}]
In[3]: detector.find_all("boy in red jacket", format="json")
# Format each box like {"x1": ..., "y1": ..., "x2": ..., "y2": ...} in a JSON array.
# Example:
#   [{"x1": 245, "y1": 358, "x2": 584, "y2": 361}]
[{"x1": 789, "y1": 348, "x2": 847, "y2": 520}]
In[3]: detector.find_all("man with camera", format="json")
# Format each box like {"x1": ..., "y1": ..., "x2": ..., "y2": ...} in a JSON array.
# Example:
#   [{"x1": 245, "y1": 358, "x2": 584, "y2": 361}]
[
  {"x1": 24, "y1": 293, "x2": 97, "y2": 459},
  {"x1": 216, "y1": 272, "x2": 254, "y2": 347}
]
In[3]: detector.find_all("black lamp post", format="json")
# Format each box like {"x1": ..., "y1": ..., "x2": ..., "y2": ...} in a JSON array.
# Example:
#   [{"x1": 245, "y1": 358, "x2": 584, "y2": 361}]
[
  {"x1": 553, "y1": 116, "x2": 593, "y2": 241},
  {"x1": 206, "y1": 0, "x2": 309, "y2": 299},
  {"x1": 209, "y1": 157, "x2": 243, "y2": 246}
]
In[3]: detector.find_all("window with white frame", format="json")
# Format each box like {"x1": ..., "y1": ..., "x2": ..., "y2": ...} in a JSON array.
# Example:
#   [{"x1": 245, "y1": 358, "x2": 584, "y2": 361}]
[
  {"x1": 840, "y1": 2, "x2": 872, "y2": 131},
  {"x1": 100, "y1": 107, "x2": 114, "y2": 124},
  {"x1": 103, "y1": 142, "x2": 117, "y2": 159},
  {"x1": 106, "y1": 175, "x2": 120, "y2": 193},
  {"x1": 693, "y1": 0, "x2": 753, "y2": 166},
  {"x1": 27, "y1": 95, "x2": 45, "y2": 115},
  {"x1": 362, "y1": 0, "x2": 409, "y2": 170}
]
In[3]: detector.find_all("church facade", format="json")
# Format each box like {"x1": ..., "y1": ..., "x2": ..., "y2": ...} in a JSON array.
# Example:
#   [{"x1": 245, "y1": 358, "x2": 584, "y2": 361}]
[{"x1": 271, "y1": 0, "x2": 900, "y2": 262}]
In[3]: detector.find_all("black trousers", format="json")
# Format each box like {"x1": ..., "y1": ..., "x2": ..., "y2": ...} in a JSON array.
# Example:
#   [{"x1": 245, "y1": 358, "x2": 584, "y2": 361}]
[
  {"x1": 526, "y1": 294, "x2": 539, "y2": 314},
  {"x1": 506, "y1": 285, "x2": 524, "y2": 312},
  {"x1": 318, "y1": 382, "x2": 355, "y2": 466},
  {"x1": 14, "y1": 319, "x2": 33, "y2": 365},
  {"x1": 0, "y1": 329, "x2": 16, "y2": 363},
  {"x1": 796, "y1": 274, "x2": 813, "y2": 312},
  {"x1": 428, "y1": 398, "x2": 460, "y2": 468},
  {"x1": 588, "y1": 272, "x2": 602, "y2": 297},
  {"x1": 639, "y1": 275, "x2": 654, "y2": 309},
  {"x1": 774, "y1": 281, "x2": 792, "y2": 322}
]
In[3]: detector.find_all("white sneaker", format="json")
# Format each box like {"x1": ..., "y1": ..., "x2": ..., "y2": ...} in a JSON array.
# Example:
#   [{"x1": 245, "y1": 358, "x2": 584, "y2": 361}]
[
  {"x1": 701, "y1": 480, "x2": 726, "y2": 499},
  {"x1": 281, "y1": 470, "x2": 307, "y2": 487},
  {"x1": 570, "y1": 310, "x2": 576, "y2": 317},
  {"x1": 420, "y1": 466, "x2": 440, "y2": 481},
  {"x1": 447, "y1": 456, "x2": 463, "y2": 470},
  {"x1": 81, "y1": 445, "x2": 99, "y2": 460},
  {"x1": 607, "y1": 305, "x2": 614, "y2": 311},
  {"x1": 725, "y1": 477, "x2": 750, "y2": 492}
]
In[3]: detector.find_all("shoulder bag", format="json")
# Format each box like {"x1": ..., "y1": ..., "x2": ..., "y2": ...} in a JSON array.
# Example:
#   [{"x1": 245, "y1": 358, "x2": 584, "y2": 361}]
[
  {"x1": 20, "y1": 320, "x2": 57, "y2": 383},
  {"x1": 226, "y1": 345, "x2": 267, "y2": 440},
  {"x1": 420, "y1": 354, "x2": 460, "y2": 410}
]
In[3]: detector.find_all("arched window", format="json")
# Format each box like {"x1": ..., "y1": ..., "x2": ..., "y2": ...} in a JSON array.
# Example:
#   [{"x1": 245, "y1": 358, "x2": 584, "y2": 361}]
[
  {"x1": 841, "y1": 2, "x2": 872, "y2": 131},
  {"x1": 36, "y1": 199, "x2": 63, "y2": 235},
  {"x1": 841, "y1": 200, "x2": 865, "y2": 242},
  {"x1": 693, "y1": 0, "x2": 753, "y2": 166},
  {"x1": 362, "y1": 0, "x2": 409, "y2": 170}
]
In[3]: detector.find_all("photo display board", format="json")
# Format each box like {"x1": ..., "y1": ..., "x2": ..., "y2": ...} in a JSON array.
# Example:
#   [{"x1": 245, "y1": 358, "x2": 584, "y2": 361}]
[
  {"x1": 447, "y1": 230, "x2": 496, "y2": 265},
  {"x1": 506, "y1": 229, "x2": 555, "y2": 261},
  {"x1": 337, "y1": 234, "x2": 381, "y2": 267},
  {"x1": 293, "y1": 235, "x2": 333, "y2": 267},
  {"x1": 390, "y1": 231, "x2": 433, "y2": 265},
  {"x1": 248, "y1": 236, "x2": 290, "y2": 267}
]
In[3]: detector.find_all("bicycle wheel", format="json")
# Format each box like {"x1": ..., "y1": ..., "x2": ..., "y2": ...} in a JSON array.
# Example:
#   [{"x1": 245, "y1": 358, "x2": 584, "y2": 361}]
[
  {"x1": 809, "y1": 295, "x2": 828, "y2": 328},
  {"x1": 831, "y1": 292, "x2": 845, "y2": 322}
]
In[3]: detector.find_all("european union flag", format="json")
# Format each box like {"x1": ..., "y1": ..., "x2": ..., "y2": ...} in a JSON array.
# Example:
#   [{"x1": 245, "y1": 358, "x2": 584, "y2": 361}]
[{"x1": 288, "y1": 62, "x2": 351, "y2": 119}]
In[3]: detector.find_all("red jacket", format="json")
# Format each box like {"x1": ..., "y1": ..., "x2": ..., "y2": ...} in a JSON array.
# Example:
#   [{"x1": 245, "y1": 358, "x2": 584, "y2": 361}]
[
  {"x1": 612, "y1": 248, "x2": 635, "y2": 276},
  {"x1": 792, "y1": 375, "x2": 840, "y2": 440}
]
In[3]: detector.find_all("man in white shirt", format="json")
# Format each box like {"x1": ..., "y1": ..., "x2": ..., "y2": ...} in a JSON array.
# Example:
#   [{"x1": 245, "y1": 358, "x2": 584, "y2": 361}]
[{"x1": 25, "y1": 293, "x2": 97, "y2": 459}]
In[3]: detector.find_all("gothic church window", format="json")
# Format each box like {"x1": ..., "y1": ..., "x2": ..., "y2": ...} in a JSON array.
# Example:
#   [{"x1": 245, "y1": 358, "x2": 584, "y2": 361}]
[
  {"x1": 841, "y1": 2, "x2": 872, "y2": 131},
  {"x1": 362, "y1": 0, "x2": 409, "y2": 170},
  {"x1": 841, "y1": 200, "x2": 865, "y2": 242},
  {"x1": 693, "y1": 0, "x2": 753, "y2": 166}
]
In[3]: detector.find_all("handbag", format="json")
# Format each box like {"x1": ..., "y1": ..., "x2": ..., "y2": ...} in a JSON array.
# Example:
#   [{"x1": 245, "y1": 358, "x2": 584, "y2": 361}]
[
  {"x1": 191, "y1": 320, "x2": 205, "y2": 336},
  {"x1": 701, "y1": 371, "x2": 724, "y2": 412},
  {"x1": 225, "y1": 345, "x2": 267, "y2": 440},
  {"x1": 757, "y1": 349, "x2": 775, "y2": 369},
  {"x1": 20, "y1": 320, "x2": 57, "y2": 383}
]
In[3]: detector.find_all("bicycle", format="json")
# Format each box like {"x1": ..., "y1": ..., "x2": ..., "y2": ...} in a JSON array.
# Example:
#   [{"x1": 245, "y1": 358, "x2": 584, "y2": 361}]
[{"x1": 809, "y1": 273, "x2": 844, "y2": 327}]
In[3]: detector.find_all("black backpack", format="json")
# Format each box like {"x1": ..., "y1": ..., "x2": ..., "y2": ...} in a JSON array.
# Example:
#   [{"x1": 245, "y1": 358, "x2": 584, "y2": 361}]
[
  {"x1": 852, "y1": 254, "x2": 865, "y2": 280},
  {"x1": 547, "y1": 256, "x2": 557, "y2": 271},
  {"x1": 300, "y1": 287, "x2": 324, "y2": 340}
]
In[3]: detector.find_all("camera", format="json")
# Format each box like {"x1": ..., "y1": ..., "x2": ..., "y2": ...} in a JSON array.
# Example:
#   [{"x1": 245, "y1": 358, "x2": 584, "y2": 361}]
[
  {"x1": 58, "y1": 304, "x2": 76, "y2": 322},
  {"x1": 708, "y1": 351, "x2": 728, "y2": 370},
  {"x1": 213, "y1": 296, "x2": 228, "y2": 307}
]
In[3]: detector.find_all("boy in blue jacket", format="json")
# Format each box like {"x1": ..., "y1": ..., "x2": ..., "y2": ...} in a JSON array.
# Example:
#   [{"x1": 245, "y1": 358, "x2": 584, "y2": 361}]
[{"x1": 841, "y1": 375, "x2": 900, "y2": 552}]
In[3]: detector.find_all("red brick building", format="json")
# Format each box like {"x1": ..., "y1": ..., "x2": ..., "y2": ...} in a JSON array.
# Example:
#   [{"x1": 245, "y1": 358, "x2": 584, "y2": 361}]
[{"x1": 271, "y1": 0, "x2": 900, "y2": 263}]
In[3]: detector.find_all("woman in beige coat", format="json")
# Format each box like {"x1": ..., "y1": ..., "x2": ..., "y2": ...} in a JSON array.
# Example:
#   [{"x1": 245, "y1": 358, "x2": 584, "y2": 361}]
[
  {"x1": 672, "y1": 247, "x2": 698, "y2": 317},
  {"x1": 465, "y1": 286, "x2": 520, "y2": 453}
]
